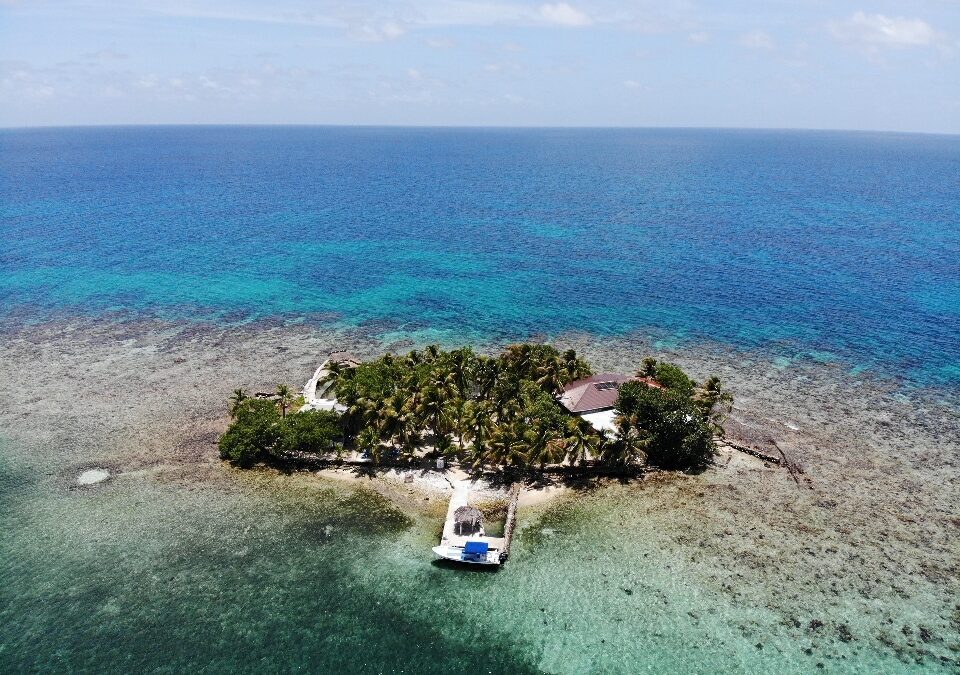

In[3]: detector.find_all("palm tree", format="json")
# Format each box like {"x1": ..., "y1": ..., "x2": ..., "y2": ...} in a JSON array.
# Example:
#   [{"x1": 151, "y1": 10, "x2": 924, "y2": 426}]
[
  {"x1": 419, "y1": 385, "x2": 450, "y2": 443},
  {"x1": 356, "y1": 394, "x2": 382, "y2": 430},
  {"x1": 319, "y1": 360, "x2": 351, "y2": 398},
  {"x1": 229, "y1": 388, "x2": 248, "y2": 417},
  {"x1": 561, "y1": 349, "x2": 591, "y2": 383},
  {"x1": 449, "y1": 348, "x2": 475, "y2": 398},
  {"x1": 489, "y1": 420, "x2": 529, "y2": 468},
  {"x1": 380, "y1": 391, "x2": 418, "y2": 453},
  {"x1": 504, "y1": 343, "x2": 534, "y2": 380},
  {"x1": 601, "y1": 414, "x2": 649, "y2": 468},
  {"x1": 564, "y1": 417, "x2": 600, "y2": 467},
  {"x1": 450, "y1": 396, "x2": 471, "y2": 450},
  {"x1": 525, "y1": 426, "x2": 564, "y2": 471},
  {"x1": 492, "y1": 374, "x2": 522, "y2": 419},
  {"x1": 536, "y1": 357, "x2": 565, "y2": 395},
  {"x1": 434, "y1": 372, "x2": 458, "y2": 399},
  {"x1": 276, "y1": 384, "x2": 293, "y2": 418},
  {"x1": 638, "y1": 357, "x2": 658, "y2": 378},
  {"x1": 462, "y1": 401, "x2": 495, "y2": 467},
  {"x1": 404, "y1": 349, "x2": 423, "y2": 368},
  {"x1": 356, "y1": 426, "x2": 383, "y2": 463},
  {"x1": 378, "y1": 391, "x2": 404, "y2": 440},
  {"x1": 695, "y1": 376, "x2": 733, "y2": 435},
  {"x1": 475, "y1": 356, "x2": 500, "y2": 400}
]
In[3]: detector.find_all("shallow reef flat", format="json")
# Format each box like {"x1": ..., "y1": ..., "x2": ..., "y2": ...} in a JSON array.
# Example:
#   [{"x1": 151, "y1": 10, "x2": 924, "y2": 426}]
[{"x1": 0, "y1": 317, "x2": 957, "y2": 673}]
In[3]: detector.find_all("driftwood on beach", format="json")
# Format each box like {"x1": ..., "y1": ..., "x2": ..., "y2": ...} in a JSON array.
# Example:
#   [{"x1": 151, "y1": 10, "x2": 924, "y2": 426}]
[{"x1": 720, "y1": 439, "x2": 783, "y2": 465}]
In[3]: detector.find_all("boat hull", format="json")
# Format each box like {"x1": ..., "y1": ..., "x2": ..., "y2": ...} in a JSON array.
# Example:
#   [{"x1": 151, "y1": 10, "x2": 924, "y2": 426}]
[{"x1": 432, "y1": 545, "x2": 501, "y2": 566}]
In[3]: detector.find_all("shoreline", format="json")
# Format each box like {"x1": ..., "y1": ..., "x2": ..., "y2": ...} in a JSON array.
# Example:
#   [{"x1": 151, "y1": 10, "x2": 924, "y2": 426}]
[{"x1": 290, "y1": 464, "x2": 571, "y2": 509}]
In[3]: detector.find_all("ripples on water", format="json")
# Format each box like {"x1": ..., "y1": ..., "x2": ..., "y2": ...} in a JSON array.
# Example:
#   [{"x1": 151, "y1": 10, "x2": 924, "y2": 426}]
[
  {"x1": 1, "y1": 128, "x2": 958, "y2": 673},
  {"x1": 1, "y1": 127, "x2": 958, "y2": 385}
]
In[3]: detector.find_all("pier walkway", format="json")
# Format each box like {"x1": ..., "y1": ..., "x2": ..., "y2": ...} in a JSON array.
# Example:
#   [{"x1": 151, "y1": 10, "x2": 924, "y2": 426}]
[{"x1": 438, "y1": 479, "x2": 506, "y2": 553}]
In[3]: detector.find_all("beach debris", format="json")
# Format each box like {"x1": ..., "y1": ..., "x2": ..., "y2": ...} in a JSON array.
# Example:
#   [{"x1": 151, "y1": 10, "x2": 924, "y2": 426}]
[{"x1": 77, "y1": 468, "x2": 110, "y2": 485}]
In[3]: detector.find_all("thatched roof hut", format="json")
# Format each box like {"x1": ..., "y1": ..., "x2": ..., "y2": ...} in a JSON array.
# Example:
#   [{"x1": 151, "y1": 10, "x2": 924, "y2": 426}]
[{"x1": 454, "y1": 505, "x2": 482, "y2": 536}]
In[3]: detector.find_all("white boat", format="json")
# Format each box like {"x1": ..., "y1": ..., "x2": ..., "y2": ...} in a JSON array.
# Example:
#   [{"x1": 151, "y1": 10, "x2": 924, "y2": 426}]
[
  {"x1": 433, "y1": 481, "x2": 506, "y2": 566},
  {"x1": 432, "y1": 541, "x2": 502, "y2": 565}
]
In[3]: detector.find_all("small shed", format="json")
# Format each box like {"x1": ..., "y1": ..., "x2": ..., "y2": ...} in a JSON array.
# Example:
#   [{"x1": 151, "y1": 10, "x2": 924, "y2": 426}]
[{"x1": 453, "y1": 505, "x2": 483, "y2": 536}]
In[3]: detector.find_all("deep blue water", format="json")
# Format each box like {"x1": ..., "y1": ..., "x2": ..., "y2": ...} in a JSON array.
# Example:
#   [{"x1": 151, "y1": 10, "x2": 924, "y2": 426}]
[{"x1": 2, "y1": 126, "x2": 959, "y2": 385}]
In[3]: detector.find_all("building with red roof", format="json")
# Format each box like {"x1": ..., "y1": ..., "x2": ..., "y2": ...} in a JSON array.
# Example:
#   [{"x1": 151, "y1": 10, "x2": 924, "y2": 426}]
[{"x1": 558, "y1": 373, "x2": 662, "y2": 433}]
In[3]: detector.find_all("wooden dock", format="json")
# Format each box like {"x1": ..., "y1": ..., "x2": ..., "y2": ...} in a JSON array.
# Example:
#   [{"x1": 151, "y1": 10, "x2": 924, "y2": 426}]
[
  {"x1": 433, "y1": 480, "x2": 521, "y2": 566},
  {"x1": 434, "y1": 480, "x2": 504, "y2": 565},
  {"x1": 500, "y1": 483, "x2": 521, "y2": 563}
]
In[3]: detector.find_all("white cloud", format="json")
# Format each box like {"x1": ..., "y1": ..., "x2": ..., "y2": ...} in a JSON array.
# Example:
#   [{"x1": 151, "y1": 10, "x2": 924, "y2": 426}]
[
  {"x1": 623, "y1": 79, "x2": 642, "y2": 89},
  {"x1": 539, "y1": 3, "x2": 591, "y2": 27},
  {"x1": 829, "y1": 12, "x2": 939, "y2": 48},
  {"x1": 0, "y1": 57, "x2": 329, "y2": 115},
  {"x1": 687, "y1": 32, "x2": 709, "y2": 44},
  {"x1": 352, "y1": 20, "x2": 406, "y2": 42},
  {"x1": 739, "y1": 30, "x2": 774, "y2": 50},
  {"x1": 482, "y1": 62, "x2": 521, "y2": 76},
  {"x1": 0, "y1": 61, "x2": 58, "y2": 100},
  {"x1": 199, "y1": 75, "x2": 230, "y2": 92}
]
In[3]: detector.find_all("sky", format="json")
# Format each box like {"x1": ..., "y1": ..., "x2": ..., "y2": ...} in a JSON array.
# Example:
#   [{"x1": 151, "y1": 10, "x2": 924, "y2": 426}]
[{"x1": 1, "y1": 1, "x2": 959, "y2": 132}]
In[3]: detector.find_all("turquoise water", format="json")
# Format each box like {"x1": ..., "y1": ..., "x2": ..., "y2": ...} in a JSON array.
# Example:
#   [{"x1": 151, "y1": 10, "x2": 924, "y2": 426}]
[
  {"x1": 2, "y1": 127, "x2": 959, "y2": 672},
  {"x1": 2, "y1": 127, "x2": 958, "y2": 385},
  {"x1": 2, "y1": 451, "x2": 939, "y2": 674}
]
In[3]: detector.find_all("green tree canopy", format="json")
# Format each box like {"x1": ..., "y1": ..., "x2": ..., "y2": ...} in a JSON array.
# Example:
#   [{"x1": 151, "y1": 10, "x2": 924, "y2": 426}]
[
  {"x1": 278, "y1": 409, "x2": 342, "y2": 456},
  {"x1": 614, "y1": 379, "x2": 715, "y2": 472},
  {"x1": 221, "y1": 345, "x2": 725, "y2": 476},
  {"x1": 218, "y1": 399, "x2": 283, "y2": 468},
  {"x1": 653, "y1": 362, "x2": 695, "y2": 396},
  {"x1": 220, "y1": 398, "x2": 343, "y2": 467}
]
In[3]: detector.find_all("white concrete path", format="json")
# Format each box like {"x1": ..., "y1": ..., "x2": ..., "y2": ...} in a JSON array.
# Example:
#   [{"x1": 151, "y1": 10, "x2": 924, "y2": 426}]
[{"x1": 301, "y1": 360, "x2": 347, "y2": 413}]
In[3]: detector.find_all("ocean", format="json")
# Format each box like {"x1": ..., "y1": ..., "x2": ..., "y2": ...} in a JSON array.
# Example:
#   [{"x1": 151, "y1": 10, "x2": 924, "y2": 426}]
[
  {"x1": 1, "y1": 127, "x2": 958, "y2": 673},
  {"x1": 2, "y1": 126, "x2": 958, "y2": 385}
]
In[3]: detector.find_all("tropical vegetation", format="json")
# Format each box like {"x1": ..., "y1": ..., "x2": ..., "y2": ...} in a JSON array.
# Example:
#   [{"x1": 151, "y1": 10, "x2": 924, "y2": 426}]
[
  {"x1": 219, "y1": 345, "x2": 733, "y2": 474},
  {"x1": 219, "y1": 396, "x2": 341, "y2": 467}
]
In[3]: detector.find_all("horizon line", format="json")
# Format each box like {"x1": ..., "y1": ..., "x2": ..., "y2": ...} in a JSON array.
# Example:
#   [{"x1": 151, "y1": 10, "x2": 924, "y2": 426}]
[{"x1": 1, "y1": 122, "x2": 958, "y2": 138}]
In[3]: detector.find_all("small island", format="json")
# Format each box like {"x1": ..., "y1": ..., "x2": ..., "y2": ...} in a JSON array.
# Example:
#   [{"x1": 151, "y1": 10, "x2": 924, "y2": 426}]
[{"x1": 219, "y1": 343, "x2": 733, "y2": 477}]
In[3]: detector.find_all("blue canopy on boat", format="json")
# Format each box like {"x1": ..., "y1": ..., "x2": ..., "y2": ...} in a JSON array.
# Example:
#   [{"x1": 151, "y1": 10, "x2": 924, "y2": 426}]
[{"x1": 463, "y1": 541, "x2": 489, "y2": 555}]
